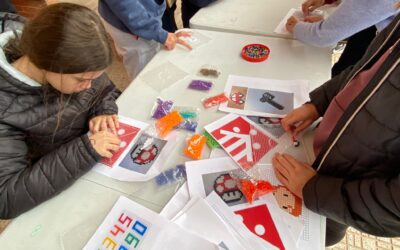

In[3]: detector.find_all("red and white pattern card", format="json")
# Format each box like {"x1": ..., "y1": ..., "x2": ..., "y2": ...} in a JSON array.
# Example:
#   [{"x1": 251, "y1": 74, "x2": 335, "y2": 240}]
[
  {"x1": 235, "y1": 204, "x2": 285, "y2": 250},
  {"x1": 204, "y1": 114, "x2": 278, "y2": 171},
  {"x1": 99, "y1": 116, "x2": 148, "y2": 168}
]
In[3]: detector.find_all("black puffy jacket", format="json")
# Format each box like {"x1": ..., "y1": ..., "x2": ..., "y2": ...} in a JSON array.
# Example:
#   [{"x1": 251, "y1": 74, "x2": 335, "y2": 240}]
[
  {"x1": 303, "y1": 14, "x2": 400, "y2": 236},
  {"x1": 0, "y1": 44, "x2": 120, "y2": 219}
]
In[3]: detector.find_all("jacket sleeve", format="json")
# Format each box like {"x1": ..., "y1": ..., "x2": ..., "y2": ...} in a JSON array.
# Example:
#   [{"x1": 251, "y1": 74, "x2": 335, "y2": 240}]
[
  {"x1": 0, "y1": 124, "x2": 102, "y2": 219},
  {"x1": 293, "y1": 0, "x2": 398, "y2": 47},
  {"x1": 303, "y1": 174, "x2": 400, "y2": 236},
  {"x1": 88, "y1": 74, "x2": 121, "y2": 119},
  {"x1": 102, "y1": 0, "x2": 168, "y2": 44},
  {"x1": 309, "y1": 66, "x2": 353, "y2": 116}
]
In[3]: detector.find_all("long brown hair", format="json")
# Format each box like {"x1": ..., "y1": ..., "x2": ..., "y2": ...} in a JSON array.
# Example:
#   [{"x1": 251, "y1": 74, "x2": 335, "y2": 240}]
[
  {"x1": 5, "y1": 3, "x2": 112, "y2": 73},
  {"x1": 4, "y1": 3, "x2": 114, "y2": 142}
]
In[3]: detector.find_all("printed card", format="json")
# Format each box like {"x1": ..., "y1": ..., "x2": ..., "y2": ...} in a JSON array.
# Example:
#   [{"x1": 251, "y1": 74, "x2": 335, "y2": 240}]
[
  {"x1": 83, "y1": 196, "x2": 217, "y2": 250},
  {"x1": 204, "y1": 114, "x2": 278, "y2": 171},
  {"x1": 219, "y1": 75, "x2": 309, "y2": 118},
  {"x1": 185, "y1": 158, "x2": 298, "y2": 249}
]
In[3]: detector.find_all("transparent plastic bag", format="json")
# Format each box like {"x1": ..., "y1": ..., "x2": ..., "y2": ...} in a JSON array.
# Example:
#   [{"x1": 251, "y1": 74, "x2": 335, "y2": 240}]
[
  {"x1": 151, "y1": 97, "x2": 174, "y2": 119},
  {"x1": 202, "y1": 93, "x2": 228, "y2": 108},
  {"x1": 183, "y1": 134, "x2": 206, "y2": 160},
  {"x1": 198, "y1": 64, "x2": 221, "y2": 78},
  {"x1": 174, "y1": 106, "x2": 200, "y2": 132}
]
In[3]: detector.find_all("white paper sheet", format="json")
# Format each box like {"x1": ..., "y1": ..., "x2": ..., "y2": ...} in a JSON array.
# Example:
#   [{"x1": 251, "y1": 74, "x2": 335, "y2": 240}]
[
  {"x1": 210, "y1": 148, "x2": 229, "y2": 159},
  {"x1": 205, "y1": 192, "x2": 279, "y2": 250},
  {"x1": 160, "y1": 183, "x2": 190, "y2": 220},
  {"x1": 219, "y1": 75, "x2": 309, "y2": 118},
  {"x1": 252, "y1": 164, "x2": 325, "y2": 250},
  {"x1": 185, "y1": 158, "x2": 298, "y2": 249},
  {"x1": 93, "y1": 117, "x2": 178, "y2": 182},
  {"x1": 83, "y1": 196, "x2": 218, "y2": 250},
  {"x1": 173, "y1": 196, "x2": 252, "y2": 250},
  {"x1": 204, "y1": 114, "x2": 293, "y2": 174}
]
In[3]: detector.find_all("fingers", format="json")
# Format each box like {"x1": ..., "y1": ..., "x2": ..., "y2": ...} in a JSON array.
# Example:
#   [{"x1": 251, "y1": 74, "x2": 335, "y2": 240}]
[
  {"x1": 304, "y1": 15, "x2": 323, "y2": 23},
  {"x1": 275, "y1": 153, "x2": 297, "y2": 173},
  {"x1": 281, "y1": 112, "x2": 299, "y2": 133},
  {"x1": 176, "y1": 31, "x2": 192, "y2": 38},
  {"x1": 99, "y1": 119, "x2": 107, "y2": 132},
  {"x1": 273, "y1": 166, "x2": 289, "y2": 187},
  {"x1": 302, "y1": 3, "x2": 311, "y2": 16},
  {"x1": 177, "y1": 38, "x2": 193, "y2": 50},
  {"x1": 107, "y1": 116, "x2": 117, "y2": 134},
  {"x1": 273, "y1": 154, "x2": 291, "y2": 177},
  {"x1": 92, "y1": 119, "x2": 101, "y2": 133},
  {"x1": 294, "y1": 120, "x2": 312, "y2": 136},
  {"x1": 102, "y1": 150, "x2": 113, "y2": 159},
  {"x1": 113, "y1": 115, "x2": 119, "y2": 129},
  {"x1": 89, "y1": 120, "x2": 94, "y2": 132}
]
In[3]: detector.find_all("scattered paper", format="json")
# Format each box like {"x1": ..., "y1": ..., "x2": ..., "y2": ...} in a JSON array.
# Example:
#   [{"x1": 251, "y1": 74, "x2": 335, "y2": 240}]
[
  {"x1": 219, "y1": 75, "x2": 309, "y2": 118},
  {"x1": 83, "y1": 196, "x2": 217, "y2": 250}
]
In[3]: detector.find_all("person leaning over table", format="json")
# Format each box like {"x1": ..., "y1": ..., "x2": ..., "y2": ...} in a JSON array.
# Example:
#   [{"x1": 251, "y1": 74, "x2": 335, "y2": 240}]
[
  {"x1": 286, "y1": 0, "x2": 399, "y2": 77},
  {"x1": 98, "y1": 0, "x2": 192, "y2": 81},
  {"x1": 0, "y1": 3, "x2": 122, "y2": 219},
  {"x1": 273, "y1": 12, "x2": 400, "y2": 246}
]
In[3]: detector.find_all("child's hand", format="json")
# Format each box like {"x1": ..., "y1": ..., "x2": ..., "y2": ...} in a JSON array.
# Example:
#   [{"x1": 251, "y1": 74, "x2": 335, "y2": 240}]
[
  {"x1": 89, "y1": 114, "x2": 119, "y2": 134},
  {"x1": 302, "y1": 0, "x2": 325, "y2": 16},
  {"x1": 281, "y1": 103, "x2": 319, "y2": 136},
  {"x1": 286, "y1": 16, "x2": 299, "y2": 33},
  {"x1": 304, "y1": 15, "x2": 324, "y2": 23},
  {"x1": 164, "y1": 31, "x2": 193, "y2": 50},
  {"x1": 272, "y1": 153, "x2": 316, "y2": 199},
  {"x1": 89, "y1": 131, "x2": 121, "y2": 158}
]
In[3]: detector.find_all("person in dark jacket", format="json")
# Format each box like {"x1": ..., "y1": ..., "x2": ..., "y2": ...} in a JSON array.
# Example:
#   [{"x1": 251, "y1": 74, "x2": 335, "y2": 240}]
[
  {"x1": 273, "y1": 13, "x2": 400, "y2": 246},
  {"x1": 0, "y1": 0, "x2": 16, "y2": 13},
  {"x1": 0, "y1": 3, "x2": 122, "y2": 219},
  {"x1": 181, "y1": 0, "x2": 215, "y2": 28},
  {"x1": 98, "y1": 0, "x2": 192, "y2": 81}
]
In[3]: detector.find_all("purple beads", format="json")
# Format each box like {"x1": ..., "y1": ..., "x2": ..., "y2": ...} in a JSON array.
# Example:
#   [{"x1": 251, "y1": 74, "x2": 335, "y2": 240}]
[{"x1": 188, "y1": 80, "x2": 213, "y2": 91}]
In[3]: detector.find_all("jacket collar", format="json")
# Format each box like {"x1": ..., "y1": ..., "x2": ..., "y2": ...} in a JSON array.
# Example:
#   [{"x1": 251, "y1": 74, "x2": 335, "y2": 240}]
[{"x1": 0, "y1": 31, "x2": 41, "y2": 87}]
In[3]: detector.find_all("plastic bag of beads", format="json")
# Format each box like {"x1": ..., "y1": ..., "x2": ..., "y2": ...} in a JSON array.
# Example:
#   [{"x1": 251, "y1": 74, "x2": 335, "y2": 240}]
[
  {"x1": 202, "y1": 93, "x2": 228, "y2": 108},
  {"x1": 198, "y1": 64, "x2": 221, "y2": 78},
  {"x1": 229, "y1": 169, "x2": 275, "y2": 204},
  {"x1": 188, "y1": 79, "x2": 213, "y2": 91},
  {"x1": 156, "y1": 111, "x2": 183, "y2": 137},
  {"x1": 174, "y1": 106, "x2": 200, "y2": 132},
  {"x1": 202, "y1": 130, "x2": 220, "y2": 149},
  {"x1": 154, "y1": 164, "x2": 187, "y2": 187},
  {"x1": 151, "y1": 97, "x2": 174, "y2": 119},
  {"x1": 184, "y1": 134, "x2": 206, "y2": 160}
]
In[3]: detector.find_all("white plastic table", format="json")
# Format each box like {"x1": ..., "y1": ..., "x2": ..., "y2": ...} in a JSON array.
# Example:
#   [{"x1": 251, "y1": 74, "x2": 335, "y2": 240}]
[
  {"x1": 190, "y1": 0, "x2": 334, "y2": 39},
  {"x1": 0, "y1": 29, "x2": 331, "y2": 249}
]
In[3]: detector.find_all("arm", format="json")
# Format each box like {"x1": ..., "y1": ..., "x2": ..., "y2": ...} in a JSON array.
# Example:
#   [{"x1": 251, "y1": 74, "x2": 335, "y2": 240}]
[
  {"x1": 88, "y1": 74, "x2": 121, "y2": 119},
  {"x1": 303, "y1": 174, "x2": 400, "y2": 236},
  {"x1": 102, "y1": 0, "x2": 168, "y2": 44},
  {"x1": 0, "y1": 124, "x2": 101, "y2": 219},
  {"x1": 294, "y1": 0, "x2": 398, "y2": 47}
]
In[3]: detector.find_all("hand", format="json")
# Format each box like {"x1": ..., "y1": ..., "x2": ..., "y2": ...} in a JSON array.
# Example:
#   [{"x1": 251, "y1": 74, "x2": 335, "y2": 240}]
[
  {"x1": 302, "y1": 0, "x2": 325, "y2": 16},
  {"x1": 304, "y1": 15, "x2": 324, "y2": 23},
  {"x1": 272, "y1": 153, "x2": 316, "y2": 198},
  {"x1": 89, "y1": 115, "x2": 119, "y2": 135},
  {"x1": 286, "y1": 16, "x2": 299, "y2": 33},
  {"x1": 89, "y1": 131, "x2": 121, "y2": 158},
  {"x1": 281, "y1": 103, "x2": 319, "y2": 136},
  {"x1": 164, "y1": 31, "x2": 193, "y2": 50}
]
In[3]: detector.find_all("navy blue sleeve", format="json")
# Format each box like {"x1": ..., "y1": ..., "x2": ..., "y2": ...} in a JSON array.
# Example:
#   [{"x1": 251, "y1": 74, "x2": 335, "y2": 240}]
[{"x1": 102, "y1": 0, "x2": 168, "y2": 44}]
